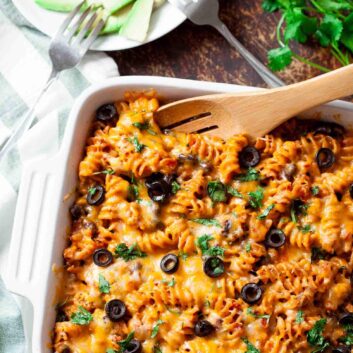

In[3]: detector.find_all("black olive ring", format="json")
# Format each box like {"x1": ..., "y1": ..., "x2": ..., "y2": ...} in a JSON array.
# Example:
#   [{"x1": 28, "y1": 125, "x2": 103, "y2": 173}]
[
  {"x1": 316, "y1": 148, "x2": 335, "y2": 170},
  {"x1": 105, "y1": 299, "x2": 127, "y2": 322},
  {"x1": 240, "y1": 283, "x2": 263, "y2": 304},
  {"x1": 145, "y1": 173, "x2": 173, "y2": 203},
  {"x1": 93, "y1": 248, "x2": 113, "y2": 267},
  {"x1": 123, "y1": 339, "x2": 142, "y2": 353},
  {"x1": 96, "y1": 103, "x2": 118, "y2": 122},
  {"x1": 239, "y1": 146, "x2": 261, "y2": 168},
  {"x1": 87, "y1": 185, "x2": 105, "y2": 206},
  {"x1": 160, "y1": 254, "x2": 179, "y2": 274},
  {"x1": 194, "y1": 319, "x2": 215, "y2": 337},
  {"x1": 265, "y1": 229, "x2": 286, "y2": 249},
  {"x1": 203, "y1": 256, "x2": 225, "y2": 278},
  {"x1": 339, "y1": 312, "x2": 353, "y2": 326}
]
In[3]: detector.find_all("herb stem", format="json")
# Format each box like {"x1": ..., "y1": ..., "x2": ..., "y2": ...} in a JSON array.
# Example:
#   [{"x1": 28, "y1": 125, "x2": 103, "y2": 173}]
[{"x1": 292, "y1": 53, "x2": 331, "y2": 73}]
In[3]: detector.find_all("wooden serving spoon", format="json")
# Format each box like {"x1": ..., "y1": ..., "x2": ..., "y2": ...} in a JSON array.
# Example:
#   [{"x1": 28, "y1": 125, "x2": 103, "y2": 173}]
[{"x1": 156, "y1": 64, "x2": 353, "y2": 139}]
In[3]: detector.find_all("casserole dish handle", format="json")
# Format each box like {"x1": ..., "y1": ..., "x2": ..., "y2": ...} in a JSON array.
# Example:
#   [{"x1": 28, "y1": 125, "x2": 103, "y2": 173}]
[{"x1": 4, "y1": 156, "x2": 61, "y2": 305}]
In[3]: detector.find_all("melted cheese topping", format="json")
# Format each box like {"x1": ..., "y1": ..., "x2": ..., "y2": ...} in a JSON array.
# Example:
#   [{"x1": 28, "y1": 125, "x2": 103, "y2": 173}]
[{"x1": 54, "y1": 92, "x2": 353, "y2": 353}]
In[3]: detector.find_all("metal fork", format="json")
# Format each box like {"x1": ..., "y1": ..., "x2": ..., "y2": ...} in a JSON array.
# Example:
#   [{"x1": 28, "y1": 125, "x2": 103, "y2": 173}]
[
  {"x1": 0, "y1": 1, "x2": 105, "y2": 160},
  {"x1": 168, "y1": 0, "x2": 285, "y2": 88}
]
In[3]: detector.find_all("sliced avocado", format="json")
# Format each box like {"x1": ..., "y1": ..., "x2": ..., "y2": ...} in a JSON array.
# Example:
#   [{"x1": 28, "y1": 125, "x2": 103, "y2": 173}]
[
  {"x1": 98, "y1": 0, "x2": 135, "y2": 15},
  {"x1": 101, "y1": 3, "x2": 132, "y2": 34},
  {"x1": 35, "y1": 0, "x2": 82, "y2": 12},
  {"x1": 119, "y1": 0, "x2": 154, "y2": 42}
]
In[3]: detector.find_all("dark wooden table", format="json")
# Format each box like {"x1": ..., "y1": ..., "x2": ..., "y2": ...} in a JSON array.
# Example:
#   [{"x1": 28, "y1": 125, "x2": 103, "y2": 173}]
[{"x1": 110, "y1": 0, "x2": 341, "y2": 88}]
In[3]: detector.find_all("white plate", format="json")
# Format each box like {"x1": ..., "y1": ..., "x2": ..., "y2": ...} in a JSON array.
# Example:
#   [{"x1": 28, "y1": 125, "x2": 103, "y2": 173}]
[{"x1": 12, "y1": 0, "x2": 186, "y2": 51}]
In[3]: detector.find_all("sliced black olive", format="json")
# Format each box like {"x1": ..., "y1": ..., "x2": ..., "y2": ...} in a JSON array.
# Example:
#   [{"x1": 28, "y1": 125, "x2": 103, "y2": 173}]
[
  {"x1": 87, "y1": 185, "x2": 105, "y2": 206},
  {"x1": 145, "y1": 173, "x2": 173, "y2": 203},
  {"x1": 332, "y1": 346, "x2": 351, "y2": 353},
  {"x1": 105, "y1": 299, "x2": 127, "y2": 322},
  {"x1": 239, "y1": 146, "x2": 261, "y2": 168},
  {"x1": 123, "y1": 339, "x2": 142, "y2": 353},
  {"x1": 93, "y1": 248, "x2": 113, "y2": 267},
  {"x1": 69, "y1": 204, "x2": 84, "y2": 220},
  {"x1": 160, "y1": 254, "x2": 179, "y2": 274},
  {"x1": 56, "y1": 308, "x2": 68, "y2": 322},
  {"x1": 222, "y1": 220, "x2": 232, "y2": 236},
  {"x1": 203, "y1": 257, "x2": 225, "y2": 278},
  {"x1": 62, "y1": 348, "x2": 71, "y2": 353},
  {"x1": 265, "y1": 229, "x2": 286, "y2": 249},
  {"x1": 316, "y1": 148, "x2": 335, "y2": 170},
  {"x1": 349, "y1": 184, "x2": 353, "y2": 200},
  {"x1": 314, "y1": 122, "x2": 345, "y2": 138},
  {"x1": 339, "y1": 312, "x2": 353, "y2": 326},
  {"x1": 96, "y1": 103, "x2": 118, "y2": 122},
  {"x1": 194, "y1": 320, "x2": 214, "y2": 337},
  {"x1": 240, "y1": 283, "x2": 263, "y2": 304}
]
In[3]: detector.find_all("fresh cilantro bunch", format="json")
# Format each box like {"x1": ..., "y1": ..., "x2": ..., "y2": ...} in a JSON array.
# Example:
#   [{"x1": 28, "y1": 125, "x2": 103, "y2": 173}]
[{"x1": 263, "y1": 0, "x2": 353, "y2": 72}]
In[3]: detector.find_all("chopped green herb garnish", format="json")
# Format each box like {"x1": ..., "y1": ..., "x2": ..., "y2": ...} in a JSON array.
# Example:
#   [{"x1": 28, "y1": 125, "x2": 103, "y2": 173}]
[
  {"x1": 88, "y1": 186, "x2": 97, "y2": 197},
  {"x1": 296, "y1": 310, "x2": 304, "y2": 324},
  {"x1": 191, "y1": 218, "x2": 222, "y2": 228},
  {"x1": 257, "y1": 204, "x2": 275, "y2": 220},
  {"x1": 248, "y1": 187, "x2": 264, "y2": 209},
  {"x1": 290, "y1": 200, "x2": 308, "y2": 224},
  {"x1": 227, "y1": 186, "x2": 243, "y2": 198},
  {"x1": 311, "y1": 186, "x2": 320, "y2": 196},
  {"x1": 133, "y1": 121, "x2": 150, "y2": 130},
  {"x1": 178, "y1": 251, "x2": 189, "y2": 261},
  {"x1": 307, "y1": 319, "x2": 330, "y2": 353},
  {"x1": 245, "y1": 242, "x2": 251, "y2": 253},
  {"x1": 204, "y1": 300, "x2": 211, "y2": 308},
  {"x1": 151, "y1": 319, "x2": 164, "y2": 338},
  {"x1": 162, "y1": 278, "x2": 176, "y2": 287},
  {"x1": 93, "y1": 169, "x2": 115, "y2": 176},
  {"x1": 128, "y1": 184, "x2": 139, "y2": 201},
  {"x1": 235, "y1": 168, "x2": 260, "y2": 182},
  {"x1": 71, "y1": 306, "x2": 93, "y2": 326},
  {"x1": 207, "y1": 181, "x2": 227, "y2": 202},
  {"x1": 171, "y1": 181, "x2": 181, "y2": 194},
  {"x1": 246, "y1": 307, "x2": 270, "y2": 322},
  {"x1": 242, "y1": 337, "x2": 261, "y2": 353},
  {"x1": 115, "y1": 243, "x2": 147, "y2": 261},
  {"x1": 268, "y1": 46, "x2": 293, "y2": 71},
  {"x1": 98, "y1": 274, "x2": 110, "y2": 294},
  {"x1": 311, "y1": 247, "x2": 328, "y2": 262},
  {"x1": 106, "y1": 349, "x2": 117, "y2": 353},
  {"x1": 128, "y1": 136, "x2": 145, "y2": 153},
  {"x1": 299, "y1": 224, "x2": 311, "y2": 233},
  {"x1": 196, "y1": 234, "x2": 225, "y2": 257},
  {"x1": 117, "y1": 332, "x2": 135, "y2": 353}
]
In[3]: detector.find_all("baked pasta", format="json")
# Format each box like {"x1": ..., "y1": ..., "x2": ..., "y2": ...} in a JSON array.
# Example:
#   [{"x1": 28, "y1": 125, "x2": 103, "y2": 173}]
[{"x1": 54, "y1": 91, "x2": 353, "y2": 353}]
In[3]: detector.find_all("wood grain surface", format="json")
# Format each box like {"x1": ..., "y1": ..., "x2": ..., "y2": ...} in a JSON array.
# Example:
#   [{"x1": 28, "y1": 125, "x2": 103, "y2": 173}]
[{"x1": 109, "y1": 0, "x2": 342, "y2": 88}]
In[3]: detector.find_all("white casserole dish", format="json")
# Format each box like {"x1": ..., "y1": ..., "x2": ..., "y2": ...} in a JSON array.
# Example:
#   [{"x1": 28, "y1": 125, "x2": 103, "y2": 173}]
[{"x1": 4, "y1": 76, "x2": 353, "y2": 353}]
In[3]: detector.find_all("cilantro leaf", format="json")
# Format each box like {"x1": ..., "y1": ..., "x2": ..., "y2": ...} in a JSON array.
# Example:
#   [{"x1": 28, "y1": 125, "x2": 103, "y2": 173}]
[
  {"x1": 178, "y1": 251, "x2": 189, "y2": 260},
  {"x1": 247, "y1": 307, "x2": 271, "y2": 322},
  {"x1": 299, "y1": 224, "x2": 311, "y2": 233},
  {"x1": 117, "y1": 332, "x2": 135, "y2": 353},
  {"x1": 245, "y1": 242, "x2": 251, "y2": 253},
  {"x1": 227, "y1": 186, "x2": 243, "y2": 198},
  {"x1": 128, "y1": 184, "x2": 139, "y2": 201},
  {"x1": 171, "y1": 181, "x2": 181, "y2": 194},
  {"x1": 242, "y1": 337, "x2": 261, "y2": 353},
  {"x1": 296, "y1": 310, "x2": 304, "y2": 323},
  {"x1": 162, "y1": 278, "x2": 176, "y2": 287},
  {"x1": 341, "y1": 13, "x2": 353, "y2": 53},
  {"x1": 191, "y1": 218, "x2": 222, "y2": 228},
  {"x1": 284, "y1": 8, "x2": 318, "y2": 43},
  {"x1": 153, "y1": 344, "x2": 163, "y2": 353},
  {"x1": 151, "y1": 319, "x2": 164, "y2": 338},
  {"x1": 98, "y1": 274, "x2": 110, "y2": 294},
  {"x1": 93, "y1": 169, "x2": 115, "y2": 176},
  {"x1": 339, "y1": 331, "x2": 353, "y2": 346},
  {"x1": 235, "y1": 168, "x2": 260, "y2": 182},
  {"x1": 133, "y1": 122, "x2": 150, "y2": 130},
  {"x1": 71, "y1": 306, "x2": 93, "y2": 325},
  {"x1": 106, "y1": 349, "x2": 117, "y2": 353},
  {"x1": 128, "y1": 136, "x2": 145, "y2": 153},
  {"x1": 311, "y1": 186, "x2": 320, "y2": 196},
  {"x1": 248, "y1": 187, "x2": 264, "y2": 209},
  {"x1": 268, "y1": 46, "x2": 293, "y2": 71},
  {"x1": 257, "y1": 204, "x2": 275, "y2": 220},
  {"x1": 88, "y1": 186, "x2": 97, "y2": 197},
  {"x1": 311, "y1": 247, "x2": 328, "y2": 262},
  {"x1": 196, "y1": 234, "x2": 225, "y2": 257},
  {"x1": 262, "y1": 0, "x2": 281, "y2": 12},
  {"x1": 315, "y1": 14, "x2": 343, "y2": 47},
  {"x1": 207, "y1": 181, "x2": 227, "y2": 202},
  {"x1": 318, "y1": 0, "x2": 352, "y2": 12},
  {"x1": 115, "y1": 243, "x2": 147, "y2": 261},
  {"x1": 307, "y1": 319, "x2": 330, "y2": 352}
]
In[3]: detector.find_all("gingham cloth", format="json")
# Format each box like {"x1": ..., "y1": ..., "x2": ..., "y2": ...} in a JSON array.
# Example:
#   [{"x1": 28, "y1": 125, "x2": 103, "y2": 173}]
[{"x1": 0, "y1": 1, "x2": 119, "y2": 351}]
